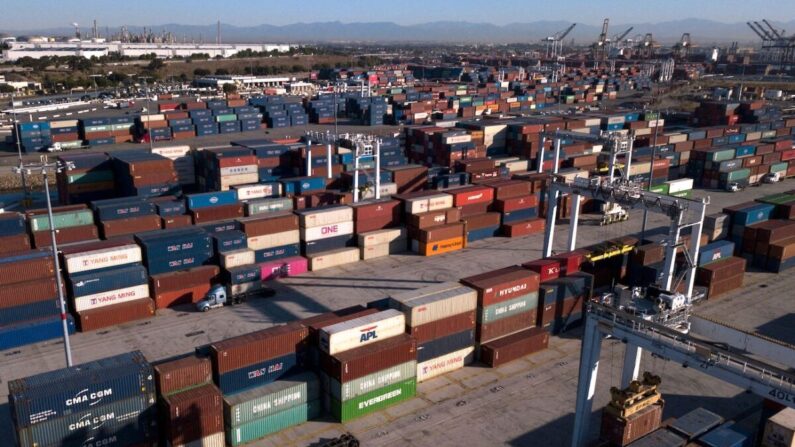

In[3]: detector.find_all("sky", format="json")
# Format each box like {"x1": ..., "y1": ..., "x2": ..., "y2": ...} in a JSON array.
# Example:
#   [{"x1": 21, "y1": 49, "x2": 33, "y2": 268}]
[{"x1": 1, "y1": 0, "x2": 793, "y2": 30}]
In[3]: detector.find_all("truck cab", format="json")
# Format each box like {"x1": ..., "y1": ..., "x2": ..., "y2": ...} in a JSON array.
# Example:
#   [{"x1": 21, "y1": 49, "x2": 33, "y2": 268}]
[{"x1": 196, "y1": 284, "x2": 239, "y2": 312}]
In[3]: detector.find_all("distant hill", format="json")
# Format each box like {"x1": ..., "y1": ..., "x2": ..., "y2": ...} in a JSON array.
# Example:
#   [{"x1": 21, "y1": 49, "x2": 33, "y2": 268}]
[{"x1": 9, "y1": 19, "x2": 795, "y2": 44}]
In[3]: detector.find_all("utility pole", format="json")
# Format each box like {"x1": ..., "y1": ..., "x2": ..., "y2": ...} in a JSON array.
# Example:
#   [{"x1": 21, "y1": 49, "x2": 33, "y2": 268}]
[
  {"x1": 14, "y1": 155, "x2": 75, "y2": 367},
  {"x1": 10, "y1": 94, "x2": 29, "y2": 206},
  {"x1": 139, "y1": 76, "x2": 155, "y2": 152}
]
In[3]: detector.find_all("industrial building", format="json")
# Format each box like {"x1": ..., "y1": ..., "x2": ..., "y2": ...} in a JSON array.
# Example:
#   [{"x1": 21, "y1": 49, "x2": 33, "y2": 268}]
[{"x1": 1, "y1": 41, "x2": 295, "y2": 61}]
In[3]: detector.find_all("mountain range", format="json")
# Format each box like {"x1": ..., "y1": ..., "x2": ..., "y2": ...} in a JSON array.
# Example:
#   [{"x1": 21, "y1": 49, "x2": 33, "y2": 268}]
[{"x1": 8, "y1": 19, "x2": 795, "y2": 44}]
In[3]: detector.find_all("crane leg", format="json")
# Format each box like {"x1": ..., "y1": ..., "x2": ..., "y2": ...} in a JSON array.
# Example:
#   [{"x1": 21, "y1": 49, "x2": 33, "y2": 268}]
[
  {"x1": 620, "y1": 343, "x2": 643, "y2": 388},
  {"x1": 571, "y1": 316, "x2": 603, "y2": 447}
]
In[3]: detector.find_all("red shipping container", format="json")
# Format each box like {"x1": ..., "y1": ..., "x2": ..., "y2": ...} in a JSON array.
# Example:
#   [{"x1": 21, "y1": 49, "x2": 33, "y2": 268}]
[
  {"x1": 501, "y1": 218, "x2": 545, "y2": 237},
  {"x1": 239, "y1": 212, "x2": 298, "y2": 236},
  {"x1": 493, "y1": 194, "x2": 539, "y2": 213},
  {"x1": 215, "y1": 155, "x2": 257, "y2": 169},
  {"x1": 476, "y1": 309, "x2": 536, "y2": 343},
  {"x1": 523, "y1": 259, "x2": 561, "y2": 282},
  {"x1": 190, "y1": 204, "x2": 244, "y2": 224},
  {"x1": 320, "y1": 333, "x2": 416, "y2": 383},
  {"x1": 101, "y1": 215, "x2": 162, "y2": 239},
  {"x1": 447, "y1": 185, "x2": 494, "y2": 207},
  {"x1": 600, "y1": 403, "x2": 663, "y2": 446},
  {"x1": 32, "y1": 225, "x2": 99, "y2": 248},
  {"x1": 0, "y1": 277, "x2": 58, "y2": 308},
  {"x1": 781, "y1": 149, "x2": 795, "y2": 161},
  {"x1": 479, "y1": 327, "x2": 549, "y2": 367},
  {"x1": 0, "y1": 233, "x2": 31, "y2": 255},
  {"x1": 150, "y1": 265, "x2": 220, "y2": 294},
  {"x1": 549, "y1": 250, "x2": 584, "y2": 275},
  {"x1": 76, "y1": 298, "x2": 155, "y2": 332},
  {"x1": 461, "y1": 266, "x2": 540, "y2": 306},
  {"x1": 155, "y1": 284, "x2": 212, "y2": 309},
  {"x1": 210, "y1": 323, "x2": 309, "y2": 374},
  {"x1": 162, "y1": 215, "x2": 193, "y2": 229},
  {"x1": 161, "y1": 384, "x2": 224, "y2": 445},
  {"x1": 409, "y1": 310, "x2": 476, "y2": 344},
  {"x1": 154, "y1": 356, "x2": 213, "y2": 397}
]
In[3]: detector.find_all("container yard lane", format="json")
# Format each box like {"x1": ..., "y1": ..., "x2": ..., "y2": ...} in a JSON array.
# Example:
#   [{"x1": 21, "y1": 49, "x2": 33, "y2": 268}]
[{"x1": 0, "y1": 180, "x2": 794, "y2": 446}]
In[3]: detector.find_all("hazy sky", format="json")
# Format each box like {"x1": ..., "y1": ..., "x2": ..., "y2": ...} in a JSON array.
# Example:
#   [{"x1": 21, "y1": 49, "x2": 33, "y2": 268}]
[{"x1": 1, "y1": 0, "x2": 792, "y2": 29}]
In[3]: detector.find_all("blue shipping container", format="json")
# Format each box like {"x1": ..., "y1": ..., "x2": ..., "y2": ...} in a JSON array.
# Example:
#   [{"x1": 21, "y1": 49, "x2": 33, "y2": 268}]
[
  {"x1": 417, "y1": 329, "x2": 475, "y2": 362},
  {"x1": 732, "y1": 203, "x2": 775, "y2": 226},
  {"x1": 466, "y1": 225, "x2": 500, "y2": 242},
  {"x1": 502, "y1": 207, "x2": 538, "y2": 224},
  {"x1": 187, "y1": 190, "x2": 238, "y2": 210},
  {"x1": 0, "y1": 213, "x2": 26, "y2": 236},
  {"x1": 300, "y1": 235, "x2": 355, "y2": 256},
  {"x1": 216, "y1": 353, "x2": 301, "y2": 395},
  {"x1": 68, "y1": 264, "x2": 148, "y2": 298},
  {"x1": 213, "y1": 230, "x2": 247, "y2": 253},
  {"x1": 0, "y1": 315, "x2": 76, "y2": 351},
  {"x1": 255, "y1": 244, "x2": 300, "y2": 263},
  {"x1": 699, "y1": 240, "x2": 736, "y2": 266},
  {"x1": 0, "y1": 299, "x2": 60, "y2": 326},
  {"x1": 92, "y1": 199, "x2": 157, "y2": 221},
  {"x1": 225, "y1": 264, "x2": 261, "y2": 285}
]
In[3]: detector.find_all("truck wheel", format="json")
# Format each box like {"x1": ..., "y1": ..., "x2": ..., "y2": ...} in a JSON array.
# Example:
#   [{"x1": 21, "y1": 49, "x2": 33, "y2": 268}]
[{"x1": 201, "y1": 307, "x2": 209, "y2": 312}]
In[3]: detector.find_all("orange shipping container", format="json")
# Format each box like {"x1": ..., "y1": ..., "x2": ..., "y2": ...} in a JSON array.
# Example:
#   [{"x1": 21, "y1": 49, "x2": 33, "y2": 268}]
[{"x1": 418, "y1": 236, "x2": 464, "y2": 256}]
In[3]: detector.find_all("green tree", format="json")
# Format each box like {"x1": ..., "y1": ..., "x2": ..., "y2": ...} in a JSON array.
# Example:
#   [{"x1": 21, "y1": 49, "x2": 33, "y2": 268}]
[
  {"x1": 291, "y1": 64, "x2": 306, "y2": 73},
  {"x1": 0, "y1": 84, "x2": 15, "y2": 93},
  {"x1": 147, "y1": 58, "x2": 165, "y2": 71},
  {"x1": 222, "y1": 83, "x2": 237, "y2": 94},
  {"x1": 215, "y1": 68, "x2": 230, "y2": 76},
  {"x1": 193, "y1": 68, "x2": 210, "y2": 77}
]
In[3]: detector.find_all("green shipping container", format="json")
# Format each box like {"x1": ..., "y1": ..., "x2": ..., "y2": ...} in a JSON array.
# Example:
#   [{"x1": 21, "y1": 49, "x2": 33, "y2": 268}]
[
  {"x1": 649, "y1": 184, "x2": 669, "y2": 194},
  {"x1": 83, "y1": 125, "x2": 111, "y2": 132},
  {"x1": 720, "y1": 168, "x2": 751, "y2": 182},
  {"x1": 224, "y1": 371, "x2": 320, "y2": 427},
  {"x1": 246, "y1": 198, "x2": 294, "y2": 215},
  {"x1": 329, "y1": 378, "x2": 416, "y2": 423},
  {"x1": 67, "y1": 170, "x2": 115, "y2": 185},
  {"x1": 478, "y1": 292, "x2": 539, "y2": 324},
  {"x1": 324, "y1": 361, "x2": 416, "y2": 402},
  {"x1": 770, "y1": 162, "x2": 789, "y2": 174},
  {"x1": 225, "y1": 400, "x2": 321, "y2": 446},
  {"x1": 216, "y1": 114, "x2": 238, "y2": 123},
  {"x1": 29, "y1": 209, "x2": 94, "y2": 232},
  {"x1": 707, "y1": 148, "x2": 736, "y2": 162},
  {"x1": 761, "y1": 130, "x2": 778, "y2": 139},
  {"x1": 757, "y1": 193, "x2": 795, "y2": 205}
]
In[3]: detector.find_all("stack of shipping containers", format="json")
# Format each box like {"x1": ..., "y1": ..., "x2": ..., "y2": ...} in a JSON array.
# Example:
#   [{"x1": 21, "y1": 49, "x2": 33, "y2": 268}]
[{"x1": 297, "y1": 205, "x2": 359, "y2": 271}]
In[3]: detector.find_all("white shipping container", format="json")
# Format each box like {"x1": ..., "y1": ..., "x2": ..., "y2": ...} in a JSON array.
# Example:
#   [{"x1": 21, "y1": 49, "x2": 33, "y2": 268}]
[
  {"x1": 151, "y1": 145, "x2": 191, "y2": 159},
  {"x1": 404, "y1": 194, "x2": 453, "y2": 214},
  {"x1": 665, "y1": 178, "x2": 694, "y2": 194},
  {"x1": 648, "y1": 119, "x2": 665, "y2": 128},
  {"x1": 181, "y1": 432, "x2": 226, "y2": 447},
  {"x1": 50, "y1": 120, "x2": 79, "y2": 128},
  {"x1": 234, "y1": 183, "x2": 281, "y2": 201},
  {"x1": 230, "y1": 280, "x2": 263, "y2": 296},
  {"x1": 634, "y1": 127, "x2": 652, "y2": 136},
  {"x1": 219, "y1": 165, "x2": 258, "y2": 176},
  {"x1": 583, "y1": 118, "x2": 601, "y2": 127},
  {"x1": 219, "y1": 172, "x2": 259, "y2": 188},
  {"x1": 606, "y1": 116, "x2": 626, "y2": 125},
  {"x1": 389, "y1": 282, "x2": 477, "y2": 327},
  {"x1": 301, "y1": 221, "x2": 354, "y2": 242},
  {"x1": 139, "y1": 114, "x2": 165, "y2": 122},
  {"x1": 666, "y1": 133, "x2": 687, "y2": 144},
  {"x1": 360, "y1": 239, "x2": 408, "y2": 260},
  {"x1": 745, "y1": 131, "x2": 762, "y2": 141},
  {"x1": 73, "y1": 284, "x2": 149, "y2": 312},
  {"x1": 307, "y1": 247, "x2": 359, "y2": 271},
  {"x1": 220, "y1": 249, "x2": 255, "y2": 269},
  {"x1": 298, "y1": 206, "x2": 353, "y2": 228},
  {"x1": 763, "y1": 408, "x2": 795, "y2": 447},
  {"x1": 64, "y1": 244, "x2": 142, "y2": 274},
  {"x1": 247, "y1": 230, "x2": 299, "y2": 250},
  {"x1": 360, "y1": 182, "x2": 398, "y2": 200},
  {"x1": 358, "y1": 227, "x2": 407, "y2": 247},
  {"x1": 319, "y1": 309, "x2": 405, "y2": 354},
  {"x1": 504, "y1": 160, "x2": 530, "y2": 172},
  {"x1": 444, "y1": 134, "x2": 472, "y2": 145},
  {"x1": 416, "y1": 347, "x2": 475, "y2": 382}
]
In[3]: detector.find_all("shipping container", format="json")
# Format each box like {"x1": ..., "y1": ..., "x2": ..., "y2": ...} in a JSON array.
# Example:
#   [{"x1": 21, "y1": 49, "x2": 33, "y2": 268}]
[
  {"x1": 479, "y1": 292, "x2": 539, "y2": 324},
  {"x1": 416, "y1": 346, "x2": 475, "y2": 383},
  {"x1": 161, "y1": 384, "x2": 223, "y2": 446},
  {"x1": 417, "y1": 329, "x2": 474, "y2": 363},
  {"x1": 476, "y1": 309, "x2": 536, "y2": 343},
  {"x1": 328, "y1": 378, "x2": 416, "y2": 422},
  {"x1": 223, "y1": 370, "x2": 319, "y2": 426},
  {"x1": 225, "y1": 400, "x2": 321, "y2": 447},
  {"x1": 389, "y1": 282, "x2": 477, "y2": 327},
  {"x1": 73, "y1": 284, "x2": 150, "y2": 312},
  {"x1": 319, "y1": 309, "x2": 405, "y2": 355},
  {"x1": 479, "y1": 327, "x2": 549, "y2": 367},
  {"x1": 307, "y1": 247, "x2": 359, "y2": 271},
  {"x1": 154, "y1": 355, "x2": 213, "y2": 397},
  {"x1": 460, "y1": 266, "x2": 541, "y2": 307},
  {"x1": 601, "y1": 403, "x2": 663, "y2": 447},
  {"x1": 296, "y1": 205, "x2": 353, "y2": 228},
  {"x1": 210, "y1": 323, "x2": 308, "y2": 374},
  {"x1": 323, "y1": 361, "x2": 416, "y2": 402},
  {"x1": 320, "y1": 333, "x2": 416, "y2": 383},
  {"x1": 68, "y1": 264, "x2": 148, "y2": 298},
  {"x1": 216, "y1": 353, "x2": 302, "y2": 395},
  {"x1": 76, "y1": 298, "x2": 155, "y2": 331}
]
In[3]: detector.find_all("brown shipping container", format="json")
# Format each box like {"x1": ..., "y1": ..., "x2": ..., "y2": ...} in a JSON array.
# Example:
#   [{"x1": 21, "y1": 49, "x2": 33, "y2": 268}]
[
  {"x1": 418, "y1": 222, "x2": 465, "y2": 243},
  {"x1": 154, "y1": 356, "x2": 213, "y2": 397},
  {"x1": 162, "y1": 215, "x2": 194, "y2": 229},
  {"x1": 0, "y1": 252, "x2": 55, "y2": 286},
  {"x1": 150, "y1": 265, "x2": 220, "y2": 294},
  {"x1": 211, "y1": 323, "x2": 309, "y2": 374},
  {"x1": 191, "y1": 204, "x2": 244, "y2": 224},
  {"x1": 476, "y1": 310, "x2": 537, "y2": 343},
  {"x1": 32, "y1": 225, "x2": 99, "y2": 248},
  {"x1": 633, "y1": 243, "x2": 665, "y2": 266},
  {"x1": 355, "y1": 215, "x2": 400, "y2": 234},
  {"x1": 161, "y1": 384, "x2": 224, "y2": 445},
  {"x1": 58, "y1": 238, "x2": 131, "y2": 256},
  {"x1": 121, "y1": 158, "x2": 173, "y2": 174},
  {"x1": 600, "y1": 403, "x2": 663, "y2": 446},
  {"x1": 463, "y1": 212, "x2": 501, "y2": 230},
  {"x1": 0, "y1": 277, "x2": 58, "y2": 308},
  {"x1": 461, "y1": 266, "x2": 541, "y2": 307},
  {"x1": 410, "y1": 310, "x2": 476, "y2": 344},
  {"x1": 350, "y1": 199, "x2": 401, "y2": 221},
  {"x1": 388, "y1": 165, "x2": 428, "y2": 193},
  {"x1": 101, "y1": 215, "x2": 162, "y2": 239},
  {"x1": 502, "y1": 218, "x2": 545, "y2": 237},
  {"x1": 0, "y1": 233, "x2": 31, "y2": 255},
  {"x1": 155, "y1": 284, "x2": 212, "y2": 309},
  {"x1": 706, "y1": 274, "x2": 744, "y2": 299},
  {"x1": 485, "y1": 180, "x2": 532, "y2": 200},
  {"x1": 479, "y1": 327, "x2": 549, "y2": 367},
  {"x1": 239, "y1": 212, "x2": 299, "y2": 236},
  {"x1": 459, "y1": 202, "x2": 490, "y2": 217},
  {"x1": 409, "y1": 208, "x2": 462, "y2": 229},
  {"x1": 768, "y1": 238, "x2": 795, "y2": 260},
  {"x1": 696, "y1": 257, "x2": 746, "y2": 285},
  {"x1": 76, "y1": 298, "x2": 155, "y2": 332},
  {"x1": 320, "y1": 333, "x2": 417, "y2": 383}
]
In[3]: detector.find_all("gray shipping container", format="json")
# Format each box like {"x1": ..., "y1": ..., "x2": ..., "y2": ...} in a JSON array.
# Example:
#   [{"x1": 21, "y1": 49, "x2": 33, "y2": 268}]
[
  {"x1": 323, "y1": 360, "x2": 417, "y2": 402},
  {"x1": 16, "y1": 394, "x2": 156, "y2": 447},
  {"x1": 223, "y1": 371, "x2": 319, "y2": 427},
  {"x1": 478, "y1": 292, "x2": 539, "y2": 324}
]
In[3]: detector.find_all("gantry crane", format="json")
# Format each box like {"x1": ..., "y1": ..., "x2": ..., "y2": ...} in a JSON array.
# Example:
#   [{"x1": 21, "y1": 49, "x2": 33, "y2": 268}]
[
  {"x1": 592, "y1": 18, "x2": 610, "y2": 67},
  {"x1": 608, "y1": 27, "x2": 634, "y2": 58},
  {"x1": 674, "y1": 33, "x2": 691, "y2": 60},
  {"x1": 552, "y1": 23, "x2": 576, "y2": 60},
  {"x1": 747, "y1": 19, "x2": 795, "y2": 64}
]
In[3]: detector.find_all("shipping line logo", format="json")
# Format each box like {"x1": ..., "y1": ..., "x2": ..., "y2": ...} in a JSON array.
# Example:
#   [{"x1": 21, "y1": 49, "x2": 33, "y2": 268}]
[
  {"x1": 359, "y1": 325, "x2": 379, "y2": 342},
  {"x1": 247, "y1": 361, "x2": 284, "y2": 380},
  {"x1": 81, "y1": 435, "x2": 118, "y2": 447},
  {"x1": 66, "y1": 388, "x2": 113, "y2": 408}
]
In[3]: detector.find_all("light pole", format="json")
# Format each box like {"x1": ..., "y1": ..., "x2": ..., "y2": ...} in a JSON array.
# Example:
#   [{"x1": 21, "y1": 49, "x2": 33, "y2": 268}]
[
  {"x1": 139, "y1": 76, "x2": 154, "y2": 152},
  {"x1": 14, "y1": 155, "x2": 75, "y2": 367},
  {"x1": 10, "y1": 94, "x2": 29, "y2": 205}
]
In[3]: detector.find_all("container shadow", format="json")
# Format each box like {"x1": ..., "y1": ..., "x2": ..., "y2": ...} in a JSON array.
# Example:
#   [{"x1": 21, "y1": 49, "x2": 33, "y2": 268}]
[
  {"x1": 0, "y1": 402, "x2": 12, "y2": 447},
  {"x1": 507, "y1": 392, "x2": 762, "y2": 447},
  {"x1": 755, "y1": 313, "x2": 795, "y2": 345}
]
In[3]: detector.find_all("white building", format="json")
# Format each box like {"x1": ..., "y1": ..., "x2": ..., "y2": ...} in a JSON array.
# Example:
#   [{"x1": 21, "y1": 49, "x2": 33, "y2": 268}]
[
  {"x1": 194, "y1": 75, "x2": 292, "y2": 89},
  {"x1": 2, "y1": 42, "x2": 295, "y2": 61}
]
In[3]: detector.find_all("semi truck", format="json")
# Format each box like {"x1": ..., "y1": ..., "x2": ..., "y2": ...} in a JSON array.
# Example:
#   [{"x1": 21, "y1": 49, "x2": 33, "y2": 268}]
[{"x1": 195, "y1": 283, "x2": 273, "y2": 312}]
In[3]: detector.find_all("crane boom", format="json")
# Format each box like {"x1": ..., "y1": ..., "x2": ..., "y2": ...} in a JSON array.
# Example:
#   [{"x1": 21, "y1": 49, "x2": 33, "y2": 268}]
[
  {"x1": 558, "y1": 23, "x2": 576, "y2": 40},
  {"x1": 747, "y1": 22, "x2": 768, "y2": 41},
  {"x1": 754, "y1": 21, "x2": 776, "y2": 40},
  {"x1": 598, "y1": 18, "x2": 609, "y2": 44},
  {"x1": 614, "y1": 27, "x2": 633, "y2": 43},
  {"x1": 762, "y1": 19, "x2": 783, "y2": 38}
]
